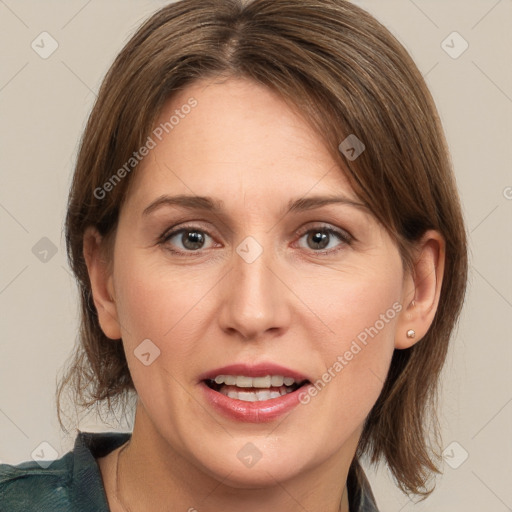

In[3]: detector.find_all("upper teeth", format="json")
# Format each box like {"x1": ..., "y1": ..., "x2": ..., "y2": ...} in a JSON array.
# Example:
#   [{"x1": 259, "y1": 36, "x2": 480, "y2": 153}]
[{"x1": 213, "y1": 375, "x2": 297, "y2": 388}]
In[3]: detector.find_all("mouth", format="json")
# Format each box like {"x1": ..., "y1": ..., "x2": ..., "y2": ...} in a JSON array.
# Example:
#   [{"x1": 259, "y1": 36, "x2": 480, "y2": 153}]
[
  {"x1": 199, "y1": 364, "x2": 312, "y2": 423},
  {"x1": 204, "y1": 374, "x2": 310, "y2": 402}
]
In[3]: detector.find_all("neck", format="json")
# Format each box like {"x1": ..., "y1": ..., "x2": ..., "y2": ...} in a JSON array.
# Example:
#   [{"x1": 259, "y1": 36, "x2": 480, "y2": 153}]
[{"x1": 117, "y1": 402, "x2": 355, "y2": 512}]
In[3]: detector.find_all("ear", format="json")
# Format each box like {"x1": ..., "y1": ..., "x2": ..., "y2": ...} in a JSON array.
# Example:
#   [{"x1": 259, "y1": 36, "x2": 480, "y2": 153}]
[
  {"x1": 395, "y1": 230, "x2": 446, "y2": 349},
  {"x1": 83, "y1": 227, "x2": 122, "y2": 340}
]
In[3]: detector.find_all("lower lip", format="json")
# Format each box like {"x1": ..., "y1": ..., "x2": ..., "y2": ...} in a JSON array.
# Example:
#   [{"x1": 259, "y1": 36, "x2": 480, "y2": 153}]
[{"x1": 200, "y1": 382, "x2": 308, "y2": 423}]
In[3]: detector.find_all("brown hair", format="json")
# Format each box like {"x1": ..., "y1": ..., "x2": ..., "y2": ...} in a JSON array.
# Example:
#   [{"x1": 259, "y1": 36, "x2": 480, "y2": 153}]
[{"x1": 58, "y1": 0, "x2": 468, "y2": 498}]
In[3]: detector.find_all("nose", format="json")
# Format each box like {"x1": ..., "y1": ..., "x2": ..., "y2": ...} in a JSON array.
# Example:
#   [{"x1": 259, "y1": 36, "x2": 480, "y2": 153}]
[{"x1": 217, "y1": 242, "x2": 292, "y2": 341}]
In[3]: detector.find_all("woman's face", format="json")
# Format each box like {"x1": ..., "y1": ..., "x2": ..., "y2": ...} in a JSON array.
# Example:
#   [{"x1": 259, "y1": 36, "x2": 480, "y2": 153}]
[{"x1": 108, "y1": 78, "x2": 411, "y2": 486}]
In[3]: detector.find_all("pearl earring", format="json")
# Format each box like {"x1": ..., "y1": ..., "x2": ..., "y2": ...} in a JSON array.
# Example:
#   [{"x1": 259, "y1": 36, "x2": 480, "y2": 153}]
[{"x1": 406, "y1": 329, "x2": 416, "y2": 338}]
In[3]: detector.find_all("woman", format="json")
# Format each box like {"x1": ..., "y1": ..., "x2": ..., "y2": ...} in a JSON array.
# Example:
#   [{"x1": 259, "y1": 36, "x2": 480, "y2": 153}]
[{"x1": 0, "y1": 0, "x2": 467, "y2": 510}]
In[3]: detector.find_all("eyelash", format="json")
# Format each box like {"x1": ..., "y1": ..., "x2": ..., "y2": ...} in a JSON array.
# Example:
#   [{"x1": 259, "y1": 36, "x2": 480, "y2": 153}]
[{"x1": 159, "y1": 223, "x2": 353, "y2": 257}]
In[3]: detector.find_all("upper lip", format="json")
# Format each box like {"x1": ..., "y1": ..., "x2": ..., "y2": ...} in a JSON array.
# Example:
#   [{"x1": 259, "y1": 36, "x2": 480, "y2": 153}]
[{"x1": 198, "y1": 362, "x2": 311, "y2": 383}]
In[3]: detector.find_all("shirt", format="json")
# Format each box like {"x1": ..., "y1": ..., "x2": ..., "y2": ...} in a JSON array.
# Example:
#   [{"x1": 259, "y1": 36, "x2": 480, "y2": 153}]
[{"x1": 0, "y1": 431, "x2": 380, "y2": 511}]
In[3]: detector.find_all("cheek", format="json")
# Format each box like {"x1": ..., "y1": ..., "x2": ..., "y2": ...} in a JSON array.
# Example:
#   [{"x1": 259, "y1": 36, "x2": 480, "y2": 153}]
[
  {"x1": 304, "y1": 266, "x2": 402, "y2": 424},
  {"x1": 111, "y1": 248, "x2": 218, "y2": 401},
  {"x1": 300, "y1": 258, "x2": 403, "y2": 352},
  {"x1": 111, "y1": 254, "x2": 202, "y2": 410},
  {"x1": 113, "y1": 249, "x2": 212, "y2": 341}
]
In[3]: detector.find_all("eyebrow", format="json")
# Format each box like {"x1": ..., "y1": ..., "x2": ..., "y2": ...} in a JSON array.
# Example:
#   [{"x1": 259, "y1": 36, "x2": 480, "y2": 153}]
[{"x1": 142, "y1": 194, "x2": 369, "y2": 217}]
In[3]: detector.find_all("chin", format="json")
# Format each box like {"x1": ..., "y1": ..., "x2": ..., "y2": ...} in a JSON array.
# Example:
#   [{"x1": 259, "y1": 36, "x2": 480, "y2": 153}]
[
  {"x1": 192, "y1": 442, "x2": 314, "y2": 488},
  {"x1": 208, "y1": 462, "x2": 304, "y2": 489}
]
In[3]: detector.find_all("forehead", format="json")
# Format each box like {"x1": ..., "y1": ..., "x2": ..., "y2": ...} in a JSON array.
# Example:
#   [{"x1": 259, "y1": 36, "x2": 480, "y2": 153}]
[{"x1": 126, "y1": 77, "x2": 359, "y2": 209}]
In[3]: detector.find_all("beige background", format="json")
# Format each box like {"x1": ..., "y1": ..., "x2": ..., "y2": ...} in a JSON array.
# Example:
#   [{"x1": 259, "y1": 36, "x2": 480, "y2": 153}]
[{"x1": 0, "y1": 1, "x2": 511, "y2": 510}]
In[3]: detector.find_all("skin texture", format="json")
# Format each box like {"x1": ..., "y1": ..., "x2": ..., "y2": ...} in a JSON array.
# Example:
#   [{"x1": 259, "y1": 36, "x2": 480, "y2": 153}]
[{"x1": 88, "y1": 78, "x2": 445, "y2": 512}]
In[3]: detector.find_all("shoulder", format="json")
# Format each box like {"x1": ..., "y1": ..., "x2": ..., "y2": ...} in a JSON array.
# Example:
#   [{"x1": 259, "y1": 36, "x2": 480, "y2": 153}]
[
  {"x1": 0, "y1": 453, "x2": 73, "y2": 511},
  {"x1": 0, "y1": 431, "x2": 131, "y2": 512}
]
